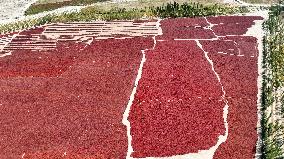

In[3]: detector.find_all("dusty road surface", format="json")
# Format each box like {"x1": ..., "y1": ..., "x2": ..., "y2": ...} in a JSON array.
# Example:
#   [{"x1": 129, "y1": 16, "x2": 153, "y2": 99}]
[{"x1": 0, "y1": 15, "x2": 264, "y2": 159}]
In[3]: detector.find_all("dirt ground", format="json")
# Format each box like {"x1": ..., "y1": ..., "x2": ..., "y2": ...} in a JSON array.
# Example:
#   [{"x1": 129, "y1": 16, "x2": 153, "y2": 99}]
[{"x1": 242, "y1": 0, "x2": 278, "y2": 4}]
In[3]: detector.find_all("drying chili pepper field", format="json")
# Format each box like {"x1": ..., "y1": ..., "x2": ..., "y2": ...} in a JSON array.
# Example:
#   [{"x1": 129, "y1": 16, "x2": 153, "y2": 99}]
[{"x1": 0, "y1": 14, "x2": 265, "y2": 159}]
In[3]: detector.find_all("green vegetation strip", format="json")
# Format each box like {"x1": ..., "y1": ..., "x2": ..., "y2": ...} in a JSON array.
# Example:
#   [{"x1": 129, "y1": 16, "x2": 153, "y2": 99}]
[
  {"x1": 25, "y1": 0, "x2": 109, "y2": 15},
  {"x1": 0, "y1": 2, "x2": 248, "y2": 34},
  {"x1": 261, "y1": 4, "x2": 284, "y2": 159}
]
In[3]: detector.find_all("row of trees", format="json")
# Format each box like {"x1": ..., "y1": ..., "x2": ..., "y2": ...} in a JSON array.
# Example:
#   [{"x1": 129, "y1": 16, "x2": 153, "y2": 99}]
[{"x1": 261, "y1": 4, "x2": 284, "y2": 159}]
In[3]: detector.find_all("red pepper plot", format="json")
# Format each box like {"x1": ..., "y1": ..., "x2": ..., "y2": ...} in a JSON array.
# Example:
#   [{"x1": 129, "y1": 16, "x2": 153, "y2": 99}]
[{"x1": 0, "y1": 16, "x2": 262, "y2": 159}]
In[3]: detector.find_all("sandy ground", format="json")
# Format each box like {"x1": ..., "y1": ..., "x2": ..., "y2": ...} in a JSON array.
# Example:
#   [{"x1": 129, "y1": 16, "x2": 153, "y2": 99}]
[{"x1": 0, "y1": 0, "x2": 38, "y2": 23}]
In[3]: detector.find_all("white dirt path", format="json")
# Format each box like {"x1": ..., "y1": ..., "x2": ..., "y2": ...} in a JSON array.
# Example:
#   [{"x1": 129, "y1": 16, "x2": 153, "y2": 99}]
[{"x1": 245, "y1": 10, "x2": 268, "y2": 159}]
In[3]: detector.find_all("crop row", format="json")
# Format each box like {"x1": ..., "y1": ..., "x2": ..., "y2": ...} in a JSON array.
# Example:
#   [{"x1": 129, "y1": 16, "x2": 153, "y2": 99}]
[
  {"x1": 261, "y1": 4, "x2": 284, "y2": 159},
  {"x1": 0, "y1": 2, "x2": 248, "y2": 35}
]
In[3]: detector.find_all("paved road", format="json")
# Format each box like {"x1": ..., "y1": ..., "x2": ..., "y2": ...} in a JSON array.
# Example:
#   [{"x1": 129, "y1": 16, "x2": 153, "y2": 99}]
[{"x1": 0, "y1": 0, "x2": 37, "y2": 23}]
